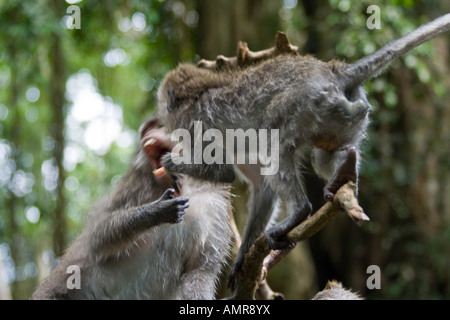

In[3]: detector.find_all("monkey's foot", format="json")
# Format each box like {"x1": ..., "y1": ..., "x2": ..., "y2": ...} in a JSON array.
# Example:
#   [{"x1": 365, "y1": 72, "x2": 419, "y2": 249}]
[
  {"x1": 265, "y1": 199, "x2": 311, "y2": 249},
  {"x1": 227, "y1": 238, "x2": 295, "y2": 292},
  {"x1": 264, "y1": 231, "x2": 297, "y2": 251},
  {"x1": 324, "y1": 147, "x2": 358, "y2": 202}
]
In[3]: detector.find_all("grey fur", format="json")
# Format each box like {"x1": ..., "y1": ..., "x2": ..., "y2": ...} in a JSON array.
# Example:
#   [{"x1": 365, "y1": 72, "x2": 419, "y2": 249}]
[
  {"x1": 31, "y1": 119, "x2": 232, "y2": 300},
  {"x1": 312, "y1": 281, "x2": 363, "y2": 300},
  {"x1": 157, "y1": 14, "x2": 450, "y2": 290},
  {"x1": 157, "y1": 55, "x2": 369, "y2": 288},
  {"x1": 343, "y1": 13, "x2": 450, "y2": 88}
]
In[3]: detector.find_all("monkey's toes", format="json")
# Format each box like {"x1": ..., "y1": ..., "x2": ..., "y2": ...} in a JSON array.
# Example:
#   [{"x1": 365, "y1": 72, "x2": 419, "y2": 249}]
[
  {"x1": 324, "y1": 191, "x2": 335, "y2": 202},
  {"x1": 264, "y1": 233, "x2": 296, "y2": 251}
]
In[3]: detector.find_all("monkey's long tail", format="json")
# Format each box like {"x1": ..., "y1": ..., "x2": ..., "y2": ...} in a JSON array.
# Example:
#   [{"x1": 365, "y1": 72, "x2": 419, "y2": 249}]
[{"x1": 343, "y1": 13, "x2": 450, "y2": 89}]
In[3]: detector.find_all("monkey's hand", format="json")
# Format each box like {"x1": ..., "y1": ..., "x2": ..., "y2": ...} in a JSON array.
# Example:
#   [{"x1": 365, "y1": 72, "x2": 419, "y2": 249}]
[
  {"x1": 151, "y1": 188, "x2": 189, "y2": 224},
  {"x1": 324, "y1": 147, "x2": 358, "y2": 202}
]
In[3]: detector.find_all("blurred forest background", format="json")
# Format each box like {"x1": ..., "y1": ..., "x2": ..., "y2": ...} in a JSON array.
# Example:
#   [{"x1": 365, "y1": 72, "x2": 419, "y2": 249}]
[{"x1": 0, "y1": 0, "x2": 449, "y2": 300}]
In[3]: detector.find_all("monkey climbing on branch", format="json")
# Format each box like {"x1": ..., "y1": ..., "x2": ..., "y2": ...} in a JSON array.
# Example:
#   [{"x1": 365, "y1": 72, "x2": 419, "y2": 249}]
[
  {"x1": 233, "y1": 181, "x2": 368, "y2": 299},
  {"x1": 32, "y1": 116, "x2": 232, "y2": 300},
  {"x1": 157, "y1": 14, "x2": 450, "y2": 293}
]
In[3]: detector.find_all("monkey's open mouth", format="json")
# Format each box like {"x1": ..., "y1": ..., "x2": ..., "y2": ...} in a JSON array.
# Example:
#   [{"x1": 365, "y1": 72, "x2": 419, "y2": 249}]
[
  {"x1": 142, "y1": 134, "x2": 172, "y2": 174},
  {"x1": 141, "y1": 129, "x2": 182, "y2": 194}
]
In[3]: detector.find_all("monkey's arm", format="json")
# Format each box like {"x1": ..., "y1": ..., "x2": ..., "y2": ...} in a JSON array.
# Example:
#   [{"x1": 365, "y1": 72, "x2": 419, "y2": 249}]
[
  {"x1": 87, "y1": 189, "x2": 189, "y2": 258},
  {"x1": 161, "y1": 153, "x2": 236, "y2": 183}
]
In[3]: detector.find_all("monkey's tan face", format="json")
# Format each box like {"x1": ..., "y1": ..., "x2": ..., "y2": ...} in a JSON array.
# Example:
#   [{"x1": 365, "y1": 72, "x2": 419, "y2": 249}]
[{"x1": 141, "y1": 123, "x2": 175, "y2": 186}]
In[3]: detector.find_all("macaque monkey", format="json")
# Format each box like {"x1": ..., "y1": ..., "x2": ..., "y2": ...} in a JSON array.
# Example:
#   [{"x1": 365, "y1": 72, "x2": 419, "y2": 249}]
[
  {"x1": 312, "y1": 280, "x2": 363, "y2": 300},
  {"x1": 31, "y1": 116, "x2": 232, "y2": 300},
  {"x1": 156, "y1": 14, "x2": 450, "y2": 290}
]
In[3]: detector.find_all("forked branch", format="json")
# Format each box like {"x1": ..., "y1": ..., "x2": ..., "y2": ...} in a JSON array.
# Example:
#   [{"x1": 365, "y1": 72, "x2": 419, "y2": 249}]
[
  {"x1": 233, "y1": 182, "x2": 369, "y2": 300},
  {"x1": 197, "y1": 31, "x2": 299, "y2": 70}
]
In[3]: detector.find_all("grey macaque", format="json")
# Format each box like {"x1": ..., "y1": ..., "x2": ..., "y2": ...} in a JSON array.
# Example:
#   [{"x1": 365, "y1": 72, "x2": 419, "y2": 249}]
[
  {"x1": 157, "y1": 14, "x2": 450, "y2": 289},
  {"x1": 31, "y1": 116, "x2": 232, "y2": 300},
  {"x1": 312, "y1": 280, "x2": 363, "y2": 300}
]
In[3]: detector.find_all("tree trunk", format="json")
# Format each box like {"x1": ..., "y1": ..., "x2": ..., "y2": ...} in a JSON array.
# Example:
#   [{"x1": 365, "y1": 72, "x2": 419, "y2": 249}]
[{"x1": 49, "y1": 0, "x2": 67, "y2": 256}]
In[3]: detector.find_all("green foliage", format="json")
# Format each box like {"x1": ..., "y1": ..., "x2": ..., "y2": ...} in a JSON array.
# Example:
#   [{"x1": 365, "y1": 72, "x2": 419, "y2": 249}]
[
  {"x1": 0, "y1": 0, "x2": 189, "y2": 298},
  {"x1": 0, "y1": 0, "x2": 448, "y2": 300}
]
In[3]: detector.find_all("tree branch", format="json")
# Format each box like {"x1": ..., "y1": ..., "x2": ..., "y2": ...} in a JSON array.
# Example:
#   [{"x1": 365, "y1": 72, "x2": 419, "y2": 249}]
[
  {"x1": 197, "y1": 31, "x2": 299, "y2": 70},
  {"x1": 228, "y1": 200, "x2": 284, "y2": 300},
  {"x1": 233, "y1": 182, "x2": 369, "y2": 300}
]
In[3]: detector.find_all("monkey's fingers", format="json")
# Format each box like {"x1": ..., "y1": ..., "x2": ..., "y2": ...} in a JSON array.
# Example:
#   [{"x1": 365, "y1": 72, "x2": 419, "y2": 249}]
[
  {"x1": 264, "y1": 234, "x2": 296, "y2": 251},
  {"x1": 160, "y1": 188, "x2": 175, "y2": 200},
  {"x1": 177, "y1": 201, "x2": 190, "y2": 210},
  {"x1": 174, "y1": 210, "x2": 186, "y2": 223},
  {"x1": 174, "y1": 197, "x2": 189, "y2": 205}
]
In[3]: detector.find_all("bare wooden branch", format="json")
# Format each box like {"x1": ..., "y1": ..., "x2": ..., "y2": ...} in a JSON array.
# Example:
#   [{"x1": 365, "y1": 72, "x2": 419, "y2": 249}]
[
  {"x1": 233, "y1": 182, "x2": 368, "y2": 300},
  {"x1": 228, "y1": 200, "x2": 285, "y2": 300},
  {"x1": 197, "y1": 31, "x2": 299, "y2": 70}
]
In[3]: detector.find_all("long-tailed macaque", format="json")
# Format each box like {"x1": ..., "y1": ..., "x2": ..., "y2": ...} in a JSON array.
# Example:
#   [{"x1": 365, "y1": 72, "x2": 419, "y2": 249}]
[
  {"x1": 312, "y1": 280, "x2": 363, "y2": 300},
  {"x1": 31, "y1": 116, "x2": 232, "y2": 300},
  {"x1": 156, "y1": 14, "x2": 450, "y2": 289}
]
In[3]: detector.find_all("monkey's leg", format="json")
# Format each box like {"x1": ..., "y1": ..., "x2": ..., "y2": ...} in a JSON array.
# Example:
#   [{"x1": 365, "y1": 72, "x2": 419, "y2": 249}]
[
  {"x1": 88, "y1": 189, "x2": 189, "y2": 257},
  {"x1": 161, "y1": 153, "x2": 236, "y2": 183},
  {"x1": 312, "y1": 145, "x2": 359, "y2": 201},
  {"x1": 227, "y1": 185, "x2": 278, "y2": 290},
  {"x1": 320, "y1": 147, "x2": 358, "y2": 202},
  {"x1": 262, "y1": 151, "x2": 313, "y2": 250},
  {"x1": 265, "y1": 198, "x2": 312, "y2": 250},
  {"x1": 176, "y1": 269, "x2": 220, "y2": 300}
]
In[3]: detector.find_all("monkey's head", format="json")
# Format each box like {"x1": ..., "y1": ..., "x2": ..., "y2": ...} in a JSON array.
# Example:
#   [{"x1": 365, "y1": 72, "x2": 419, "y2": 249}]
[{"x1": 139, "y1": 116, "x2": 176, "y2": 187}]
